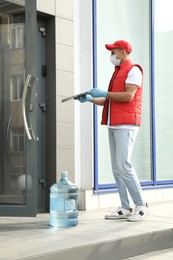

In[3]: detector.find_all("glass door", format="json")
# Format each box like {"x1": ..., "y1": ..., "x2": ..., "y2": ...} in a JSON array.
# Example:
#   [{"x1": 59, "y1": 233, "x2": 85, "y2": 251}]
[{"x1": 0, "y1": 0, "x2": 37, "y2": 216}]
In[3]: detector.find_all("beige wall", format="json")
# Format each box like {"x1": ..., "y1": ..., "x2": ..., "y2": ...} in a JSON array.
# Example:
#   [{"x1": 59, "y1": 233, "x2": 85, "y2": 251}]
[
  {"x1": 56, "y1": 0, "x2": 75, "y2": 182},
  {"x1": 37, "y1": 0, "x2": 75, "y2": 182}
]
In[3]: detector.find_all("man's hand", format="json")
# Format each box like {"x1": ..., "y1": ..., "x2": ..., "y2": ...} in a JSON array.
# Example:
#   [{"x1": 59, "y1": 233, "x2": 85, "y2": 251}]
[
  {"x1": 89, "y1": 88, "x2": 107, "y2": 98},
  {"x1": 75, "y1": 94, "x2": 93, "y2": 103}
]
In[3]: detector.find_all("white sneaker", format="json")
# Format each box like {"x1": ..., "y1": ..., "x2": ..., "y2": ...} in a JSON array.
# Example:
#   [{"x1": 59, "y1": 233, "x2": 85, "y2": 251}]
[
  {"x1": 127, "y1": 204, "x2": 150, "y2": 222},
  {"x1": 105, "y1": 207, "x2": 133, "y2": 219}
]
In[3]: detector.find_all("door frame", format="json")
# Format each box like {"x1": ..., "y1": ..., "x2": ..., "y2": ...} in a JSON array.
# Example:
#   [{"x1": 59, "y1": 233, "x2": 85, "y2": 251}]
[{"x1": 0, "y1": 1, "x2": 56, "y2": 216}]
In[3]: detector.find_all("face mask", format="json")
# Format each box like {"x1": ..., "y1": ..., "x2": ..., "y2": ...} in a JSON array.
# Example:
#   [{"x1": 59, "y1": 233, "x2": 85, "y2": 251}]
[{"x1": 110, "y1": 54, "x2": 121, "y2": 66}]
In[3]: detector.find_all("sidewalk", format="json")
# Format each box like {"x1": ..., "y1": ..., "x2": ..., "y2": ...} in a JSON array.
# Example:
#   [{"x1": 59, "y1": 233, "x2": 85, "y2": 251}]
[{"x1": 0, "y1": 201, "x2": 173, "y2": 260}]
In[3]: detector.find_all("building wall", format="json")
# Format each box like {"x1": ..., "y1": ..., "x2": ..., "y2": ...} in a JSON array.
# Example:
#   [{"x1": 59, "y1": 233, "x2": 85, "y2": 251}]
[
  {"x1": 55, "y1": 0, "x2": 75, "y2": 182},
  {"x1": 37, "y1": 0, "x2": 173, "y2": 211},
  {"x1": 37, "y1": 0, "x2": 75, "y2": 183}
]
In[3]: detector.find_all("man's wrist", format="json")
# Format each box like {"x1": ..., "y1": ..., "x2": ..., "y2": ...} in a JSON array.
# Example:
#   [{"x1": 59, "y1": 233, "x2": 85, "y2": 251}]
[{"x1": 103, "y1": 91, "x2": 108, "y2": 98}]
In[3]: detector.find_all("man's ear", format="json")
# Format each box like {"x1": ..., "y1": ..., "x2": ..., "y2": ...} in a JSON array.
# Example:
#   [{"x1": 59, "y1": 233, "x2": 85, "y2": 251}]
[{"x1": 122, "y1": 49, "x2": 127, "y2": 55}]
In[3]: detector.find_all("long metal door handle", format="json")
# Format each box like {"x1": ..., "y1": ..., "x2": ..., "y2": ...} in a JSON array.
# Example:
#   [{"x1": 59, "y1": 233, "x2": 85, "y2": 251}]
[
  {"x1": 7, "y1": 116, "x2": 12, "y2": 140},
  {"x1": 22, "y1": 74, "x2": 32, "y2": 140},
  {"x1": 6, "y1": 116, "x2": 12, "y2": 159}
]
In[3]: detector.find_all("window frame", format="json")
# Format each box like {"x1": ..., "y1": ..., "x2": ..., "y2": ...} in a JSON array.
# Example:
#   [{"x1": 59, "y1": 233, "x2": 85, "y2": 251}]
[{"x1": 93, "y1": 0, "x2": 173, "y2": 193}]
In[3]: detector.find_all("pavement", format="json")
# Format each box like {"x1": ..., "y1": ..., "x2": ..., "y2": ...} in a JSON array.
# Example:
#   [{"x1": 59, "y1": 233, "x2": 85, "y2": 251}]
[{"x1": 0, "y1": 201, "x2": 173, "y2": 260}]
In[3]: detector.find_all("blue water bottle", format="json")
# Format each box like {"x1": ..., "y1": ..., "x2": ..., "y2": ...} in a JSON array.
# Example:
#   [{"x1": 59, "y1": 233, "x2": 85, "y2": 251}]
[{"x1": 49, "y1": 171, "x2": 79, "y2": 227}]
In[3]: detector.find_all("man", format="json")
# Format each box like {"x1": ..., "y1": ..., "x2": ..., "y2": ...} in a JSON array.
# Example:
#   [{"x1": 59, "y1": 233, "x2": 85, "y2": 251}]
[{"x1": 77, "y1": 40, "x2": 149, "y2": 222}]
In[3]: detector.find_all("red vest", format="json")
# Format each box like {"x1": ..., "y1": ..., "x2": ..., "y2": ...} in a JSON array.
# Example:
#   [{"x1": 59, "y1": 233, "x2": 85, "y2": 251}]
[{"x1": 101, "y1": 59, "x2": 143, "y2": 126}]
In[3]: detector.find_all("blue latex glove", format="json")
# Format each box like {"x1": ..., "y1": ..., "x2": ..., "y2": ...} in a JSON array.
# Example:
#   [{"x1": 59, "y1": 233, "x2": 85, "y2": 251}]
[
  {"x1": 88, "y1": 88, "x2": 107, "y2": 98},
  {"x1": 75, "y1": 94, "x2": 93, "y2": 103}
]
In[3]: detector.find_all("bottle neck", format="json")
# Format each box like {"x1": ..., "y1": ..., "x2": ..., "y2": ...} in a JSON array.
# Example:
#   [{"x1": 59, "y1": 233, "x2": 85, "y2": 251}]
[{"x1": 61, "y1": 176, "x2": 68, "y2": 181}]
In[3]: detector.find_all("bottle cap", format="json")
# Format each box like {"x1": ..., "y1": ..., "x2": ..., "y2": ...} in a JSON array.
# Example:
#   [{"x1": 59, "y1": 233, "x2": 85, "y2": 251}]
[{"x1": 61, "y1": 171, "x2": 68, "y2": 177}]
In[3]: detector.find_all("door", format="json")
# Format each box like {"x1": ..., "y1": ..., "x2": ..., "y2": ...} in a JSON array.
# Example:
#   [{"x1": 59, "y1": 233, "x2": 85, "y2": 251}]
[{"x1": 0, "y1": 0, "x2": 41, "y2": 216}]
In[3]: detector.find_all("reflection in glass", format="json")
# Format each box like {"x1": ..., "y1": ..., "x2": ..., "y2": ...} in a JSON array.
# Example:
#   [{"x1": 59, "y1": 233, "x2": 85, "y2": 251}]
[
  {"x1": 10, "y1": 73, "x2": 24, "y2": 100},
  {"x1": 0, "y1": 0, "x2": 26, "y2": 205},
  {"x1": 95, "y1": 0, "x2": 151, "y2": 185},
  {"x1": 10, "y1": 23, "x2": 25, "y2": 49}
]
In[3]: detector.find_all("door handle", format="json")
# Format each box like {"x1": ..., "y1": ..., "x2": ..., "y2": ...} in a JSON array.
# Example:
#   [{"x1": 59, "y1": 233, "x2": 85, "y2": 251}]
[
  {"x1": 6, "y1": 116, "x2": 12, "y2": 159},
  {"x1": 22, "y1": 74, "x2": 32, "y2": 140}
]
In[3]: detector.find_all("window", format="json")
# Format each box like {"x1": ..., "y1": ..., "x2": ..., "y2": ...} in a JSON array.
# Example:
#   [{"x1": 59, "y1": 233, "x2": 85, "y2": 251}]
[
  {"x1": 10, "y1": 128, "x2": 25, "y2": 153},
  {"x1": 10, "y1": 24, "x2": 25, "y2": 49},
  {"x1": 93, "y1": 0, "x2": 151, "y2": 190},
  {"x1": 10, "y1": 73, "x2": 24, "y2": 101},
  {"x1": 154, "y1": 0, "x2": 173, "y2": 181}
]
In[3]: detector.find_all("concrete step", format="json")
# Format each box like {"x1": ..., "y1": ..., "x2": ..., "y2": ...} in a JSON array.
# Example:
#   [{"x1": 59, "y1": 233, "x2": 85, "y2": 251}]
[
  {"x1": 1, "y1": 202, "x2": 173, "y2": 260},
  {"x1": 23, "y1": 228, "x2": 173, "y2": 260}
]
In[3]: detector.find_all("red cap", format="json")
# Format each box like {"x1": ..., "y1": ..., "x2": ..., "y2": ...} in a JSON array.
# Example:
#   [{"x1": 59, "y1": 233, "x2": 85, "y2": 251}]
[{"x1": 105, "y1": 40, "x2": 132, "y2": 53}]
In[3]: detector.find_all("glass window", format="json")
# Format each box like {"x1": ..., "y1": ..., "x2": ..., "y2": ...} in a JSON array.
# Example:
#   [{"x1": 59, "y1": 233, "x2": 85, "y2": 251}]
[
  {"x1": 0, "y1": 1, "x2": 26, "y2": 204},
  {"x1": 94, "y1": 0, "x2": 151, "y2": 188},
  {"x1": 10, "y1": 23, "x2": 25, "y2": 49},
  {"x1": 154, "y1": 0, "x2": 173, "y2": 180},
  {"x1": 10, "y1": 73, "x2": 24, "y2": 101}
]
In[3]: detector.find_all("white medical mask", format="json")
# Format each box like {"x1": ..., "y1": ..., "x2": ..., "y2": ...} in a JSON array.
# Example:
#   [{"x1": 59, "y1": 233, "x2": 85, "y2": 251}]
[{"x1": 110, "y1": 54, "x2": 121, "y2": 66}]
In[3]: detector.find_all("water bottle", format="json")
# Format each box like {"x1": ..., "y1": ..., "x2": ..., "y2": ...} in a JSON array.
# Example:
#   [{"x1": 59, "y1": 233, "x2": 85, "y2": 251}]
[{"x1": 49, "y1": 171, "x2": 79, "y2": 228}]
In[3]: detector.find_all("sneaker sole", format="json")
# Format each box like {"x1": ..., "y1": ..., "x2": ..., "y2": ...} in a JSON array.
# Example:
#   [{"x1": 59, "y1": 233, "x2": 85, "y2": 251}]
[{"x1": 105, "y1": 216, "x2": 128, "y2": 220}]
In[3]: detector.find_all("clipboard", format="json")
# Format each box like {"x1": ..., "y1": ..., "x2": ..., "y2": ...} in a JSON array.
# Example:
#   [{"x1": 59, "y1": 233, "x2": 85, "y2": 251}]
[{"x1": 61, "y1": 91, "x2": 89, "y2": 103}]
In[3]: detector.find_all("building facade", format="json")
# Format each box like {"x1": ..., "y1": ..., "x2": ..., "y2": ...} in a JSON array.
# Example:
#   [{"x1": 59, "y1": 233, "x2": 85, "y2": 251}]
[{"x1": 0, "y1": 0, "x2": 173, "y2": 216}]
